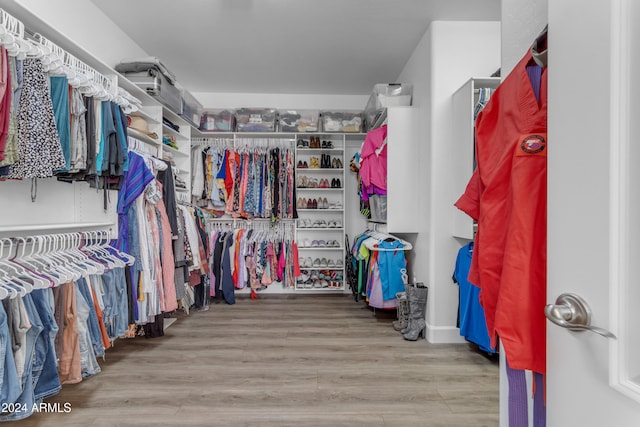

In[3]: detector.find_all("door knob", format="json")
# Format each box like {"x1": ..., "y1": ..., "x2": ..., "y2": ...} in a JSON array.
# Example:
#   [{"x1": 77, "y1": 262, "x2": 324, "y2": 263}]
[{"x1": 545, "y1": 293, "x2": 616, "y2": 339}]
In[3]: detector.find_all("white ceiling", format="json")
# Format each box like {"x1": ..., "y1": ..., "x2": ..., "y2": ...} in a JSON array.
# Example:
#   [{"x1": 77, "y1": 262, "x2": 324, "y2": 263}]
[{"x1": 91, "y1": 0, "x2": 500, "y2": 95}]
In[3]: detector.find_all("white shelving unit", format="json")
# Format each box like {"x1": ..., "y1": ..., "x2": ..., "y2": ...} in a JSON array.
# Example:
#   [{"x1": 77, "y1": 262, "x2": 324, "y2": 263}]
[
  {"x1": 451, "y1": 77, "x2": 501, "y2": 239},
  {"x1": 294, "y1": 134, "x2": 348, "y2": 291}
]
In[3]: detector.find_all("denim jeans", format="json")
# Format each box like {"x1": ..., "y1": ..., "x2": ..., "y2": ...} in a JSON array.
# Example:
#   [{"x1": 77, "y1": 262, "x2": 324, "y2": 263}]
[
  {"x1": 75, "y1": 279, "x2": 105, "y2": 358},
  {"x1": 0, "y1": 301, "x2": 20, "y2": 409},
  {"x1": 101, "y1": 268, "x2": 129, "y2": 338},
  {"x1": 113, "y1": 268, "x2": 129, "y2": 337},
  {"x1": 0, "y1": 294, "x2": 43, "y2": 421},
  {"x1": 29, "y1": 289, "x2": 61, "y2": 401},
  {"x1": 75, "y1": 286, "x2": 101, "y2": 379}
]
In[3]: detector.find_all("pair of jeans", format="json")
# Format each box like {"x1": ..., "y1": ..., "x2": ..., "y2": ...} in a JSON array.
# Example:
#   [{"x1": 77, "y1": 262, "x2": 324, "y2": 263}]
[
  {"x1": 101, "y1": 268, "x2": 128, "y2": 338},
  {"x1": 0, "y1": 301, "x2": 20, "y2": 409},
  {"x1": 75, "y1": 279, "x2": 105, "y2": 358},
  {"x1": 29, "y1": 289, "x2": 61, "y2": 401},
  {"x1": 75, "y1": 285, "x2": 101, "y2": 379},
  {"x1": 0, "y1": 294, "x2": 43, "y2": 421}
]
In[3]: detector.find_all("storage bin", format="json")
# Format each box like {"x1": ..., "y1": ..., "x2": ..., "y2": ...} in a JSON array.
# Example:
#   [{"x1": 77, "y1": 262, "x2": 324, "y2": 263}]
[
  {"x1": 320, "y1": 110, "x2": 363, "y2": 133},
  {"x1": 180, "y1": 90, "x2": 203, "y2": 128},
  {"x1": 369, "y1": 195, "x2": 387, "y2": 222},
  {"x1": 199, "y1": 109, "x2": 235, "y2": 132},
  {"x1": 235, "y1": 108, "x2": 277, "y2": 132},
  {"x1": 123, "y1": 69, "x2": 182, "y2": 113},
  {"x1": 278, "y1": 109, "x2": 319, "y2": 132},
  {"x1": 364, "y1": 83, "x2": 413, "y2": 130}
]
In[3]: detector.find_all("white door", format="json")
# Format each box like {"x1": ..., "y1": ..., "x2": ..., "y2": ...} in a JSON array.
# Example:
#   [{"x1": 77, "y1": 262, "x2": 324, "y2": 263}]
[{"x1": 547, "y1": 0, "x2": 640, "y2": 425}]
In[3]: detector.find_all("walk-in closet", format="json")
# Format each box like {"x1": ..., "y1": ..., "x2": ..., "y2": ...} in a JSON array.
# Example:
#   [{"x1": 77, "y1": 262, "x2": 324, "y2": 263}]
[{"x1": 1, "y1": 0, "x2": 635, "y2": 426}]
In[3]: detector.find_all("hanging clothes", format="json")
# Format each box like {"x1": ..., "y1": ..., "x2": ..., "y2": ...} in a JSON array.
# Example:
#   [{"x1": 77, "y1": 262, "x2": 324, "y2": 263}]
[
  {"x1": 350, "y1": 229, "x2": 410, "y2": 309},
  {"x1": 455, "y1": 48, "x2": 547, "y2": 375},
  {"x1": 8, "y1": 58, "x2": 65, "y2": 179},
  {"x1": 191, "y1": 142, "x2": 296, "y2": 220},
  {"x1": 453, "y1": 242, "x2": 495, "y2": 354}
]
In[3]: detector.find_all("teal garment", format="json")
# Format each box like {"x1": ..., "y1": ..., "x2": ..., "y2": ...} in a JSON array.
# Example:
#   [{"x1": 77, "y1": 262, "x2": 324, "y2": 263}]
[
  {"x1": 95, "y1": 101, "x2": 107, "y2": 175},
  {"x1": 113, "y1": 104, "x2": 129, "y2": 173},
  {"x1": 50, "y1": 75, "x2": 70, "y2": 172},
  {"x1": 376, "y1": 240, "x2": 406, "y2": 301}
]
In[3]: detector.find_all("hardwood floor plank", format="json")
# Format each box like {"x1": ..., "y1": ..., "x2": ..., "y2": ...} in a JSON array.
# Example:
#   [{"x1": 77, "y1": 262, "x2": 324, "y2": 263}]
[{"x1": 14, "y1": 294, "x2": 498, "y2": 426}]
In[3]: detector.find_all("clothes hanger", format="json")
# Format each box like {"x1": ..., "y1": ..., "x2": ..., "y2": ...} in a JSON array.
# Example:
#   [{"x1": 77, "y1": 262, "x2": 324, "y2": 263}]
[
  {"x1": 12, "y1": 236, "x2": 56, "y2": 288},
  {"x1": 50, "y1": 234, "x2": 85, "y2": 281},
  {"x1": 33, "y1": 234, "x2": 75, "y2": 284},
  {"x1": 69, "y1": 233, "x2": 102, "y2": 274},
  {"x1": 530, "y1": 24, "x2": 548, "y2": 68},
  {"x1": 78, "y1": 232, "x2": 106, "y2": 275},
  {"x1": 101, "y1": 231, "x2": 135, "y2": 266}
]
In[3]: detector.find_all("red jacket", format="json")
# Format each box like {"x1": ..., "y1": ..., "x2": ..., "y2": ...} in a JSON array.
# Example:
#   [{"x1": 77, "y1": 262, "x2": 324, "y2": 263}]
[{"x1": 455, "y1": 51, "x2": 547, "y2": 374}]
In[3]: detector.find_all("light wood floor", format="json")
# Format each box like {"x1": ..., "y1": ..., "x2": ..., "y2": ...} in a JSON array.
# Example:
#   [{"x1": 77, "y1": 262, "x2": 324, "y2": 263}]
[{"x1": 16, "y1": 294, "x2": 498, "y2": 427}]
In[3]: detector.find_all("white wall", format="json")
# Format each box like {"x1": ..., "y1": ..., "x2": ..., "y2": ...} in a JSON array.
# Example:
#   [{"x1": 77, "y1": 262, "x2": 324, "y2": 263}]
[
  {"x1": 501, "y1": 0, "x2": 548, "y2": 76},
  {"x1": 7, "y1": 0, "x2": 148, "y2": 68},
  {"x1": 396, "y1": 21, "x2": 501, "y2": 343}
]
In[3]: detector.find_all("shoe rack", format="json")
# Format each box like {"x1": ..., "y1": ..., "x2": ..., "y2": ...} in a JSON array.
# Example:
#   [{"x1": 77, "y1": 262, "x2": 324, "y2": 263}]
[{"x1": 295, "y1": 135, "x2": 346, "y2": 291}]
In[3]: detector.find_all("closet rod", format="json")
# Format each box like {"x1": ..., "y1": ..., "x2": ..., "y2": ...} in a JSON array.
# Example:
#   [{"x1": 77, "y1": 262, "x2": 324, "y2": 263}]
[{"x1": 0, "y1": 222, "x2": 115, "y2": 233}]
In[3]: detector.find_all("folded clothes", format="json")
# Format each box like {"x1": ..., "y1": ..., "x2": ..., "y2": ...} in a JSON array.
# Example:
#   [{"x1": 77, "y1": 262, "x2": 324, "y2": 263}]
[
  {"x1": 200, "y1": 110, "x2": 235, "y2": 131},
  {"x1": 235, "y1": 108, "x2": 276, "y2": 132}
]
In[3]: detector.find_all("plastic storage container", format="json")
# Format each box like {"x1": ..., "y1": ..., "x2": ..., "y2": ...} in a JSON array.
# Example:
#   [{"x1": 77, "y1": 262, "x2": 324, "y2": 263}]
[
  {"x1": 320, "y1": 110, "x2": 363, "y2": 133},
  {"x1": 180, "y1": 90, "x2": 203, "y2": 128},
  {"x1": 369, "y1": 195, "x2": 388, "y2": 222},
  {"x1": 123, "y1": 70, "x2": 182, "y2": 113},
  {"x1": 199, "y1": 109, "x2": 235, "y2": 132},
  {"x1": 235, "y1": 108, "x2": 277, "y2": 132},
  {"x1": 278, "y1": 110, "x2": 320, "y2": 132},
  {"x1": 364, "y1": 83, "x2": 413, "y2": 131}
]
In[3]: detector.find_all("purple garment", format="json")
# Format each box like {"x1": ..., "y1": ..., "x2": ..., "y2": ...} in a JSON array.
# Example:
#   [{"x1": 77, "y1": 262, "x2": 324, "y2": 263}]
[
  {"x1": 526, "y1": 64, "x2": 542, "y2": 104},
  {"x1": 506, "y1": 356, "x2": 546, "y2": 427},
  {"x1": 367, "y1": 262, "x2": 397, "y2": 309}
]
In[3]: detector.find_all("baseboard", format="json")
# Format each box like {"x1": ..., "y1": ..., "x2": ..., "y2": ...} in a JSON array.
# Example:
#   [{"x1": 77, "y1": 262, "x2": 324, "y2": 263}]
[{"x1": 425, "y1": 323, "x2": 466, "y2": 344}]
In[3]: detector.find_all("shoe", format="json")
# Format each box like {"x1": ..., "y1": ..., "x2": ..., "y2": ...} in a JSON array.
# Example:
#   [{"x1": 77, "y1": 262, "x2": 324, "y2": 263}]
[
  {"x1": 297, "y1": 160, "x2": 304, "y2": 168},
  {"x1": 393, "y1": 291, "x2": 409, "y2": 332},
  {"x1": 297, "y1": 176, "x2": 307, "y2": 188},
  {"x1": 403, "y1": 284, "x2": 429, "y2": 341},
  {"x1": 310, "y1": 157, "x2": 320, "y2": 168},
  {"x1": 336, "y1": 158, "x2": 343, "y2": 169},
  {"x1": 308, "y1": 178, "x2": 318, "y2": 188},
  {"x1": 327, "y1": 259, "x2": 336, "y2": 268},
  {"x1": 312, "y1": 258, "x2": 321, "y2": 267},
  {"x1": 297, "y1": 138, "x2": 305, "y2": 148},
  {"x1": 335, "y1": 178, "x2": 341, "y2": 188},
  {"x1": 303, "y1": 161, "x2": 308, "y2": 168}
]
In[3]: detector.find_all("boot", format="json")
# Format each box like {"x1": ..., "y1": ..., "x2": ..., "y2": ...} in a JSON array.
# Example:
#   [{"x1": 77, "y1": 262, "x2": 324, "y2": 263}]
[
  {"x1": 392, "y1": 291, "x2": 408, "y2": 331},
  {"x1": 403, "y1": 284, "x2": 428, "y2": 341}
]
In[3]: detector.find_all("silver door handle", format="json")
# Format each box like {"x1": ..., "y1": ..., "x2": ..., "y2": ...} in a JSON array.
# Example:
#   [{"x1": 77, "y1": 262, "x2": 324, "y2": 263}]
[{"x1": 545, "y1": 293, "x2": 616, "y2": 339}]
